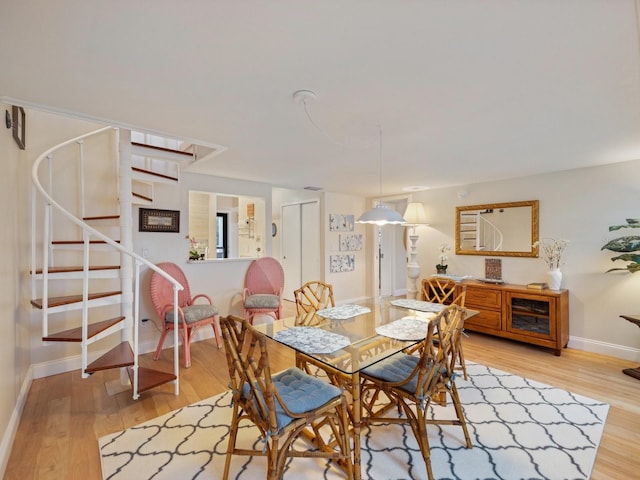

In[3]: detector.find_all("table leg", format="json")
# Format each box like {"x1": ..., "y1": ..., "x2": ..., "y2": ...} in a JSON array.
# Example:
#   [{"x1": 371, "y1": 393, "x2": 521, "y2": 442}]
[{"x1": 351, "y1": 371, "x2": 362, "y2": 480}]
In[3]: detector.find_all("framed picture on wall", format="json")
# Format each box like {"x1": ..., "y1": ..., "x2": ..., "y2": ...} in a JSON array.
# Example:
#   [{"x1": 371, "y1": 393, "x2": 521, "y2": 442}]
[
  {"x1": 12, "y1": 106, "x2": 25, "y2": 150},
  {"x1": 139, "y1": 208, "x2": 180, "y2": 232}
]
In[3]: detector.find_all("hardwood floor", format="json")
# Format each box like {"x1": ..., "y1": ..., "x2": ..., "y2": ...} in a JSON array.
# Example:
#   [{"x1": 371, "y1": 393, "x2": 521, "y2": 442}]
[{"x1": 5, "y1": 301, "x2": 640, "y2": 479}]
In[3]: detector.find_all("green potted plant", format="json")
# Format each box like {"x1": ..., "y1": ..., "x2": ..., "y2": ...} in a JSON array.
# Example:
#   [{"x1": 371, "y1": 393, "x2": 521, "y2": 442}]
[{"x1": 602, "y1": 218, "x2": 640, "y2": 273}]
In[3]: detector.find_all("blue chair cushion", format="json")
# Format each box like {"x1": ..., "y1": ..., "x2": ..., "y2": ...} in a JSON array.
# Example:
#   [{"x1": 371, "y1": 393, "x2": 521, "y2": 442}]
[
  {"x1": 165, "y1": 304, "x2": 218, "y2": 324},
  {"x1": 361, "y1": 354, "x2": 420, "y2": 394},
  {"x1": 244, "y1": 294, "x2": 280, "y2": 309},
  {"x1": 243, "y1": 367, "x2": 342, "y2": 431}
]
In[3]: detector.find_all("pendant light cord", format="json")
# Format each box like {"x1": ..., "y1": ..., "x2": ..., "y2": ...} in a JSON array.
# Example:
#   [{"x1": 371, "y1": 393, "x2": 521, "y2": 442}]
[{"x1": 377, "y1": 124, "x2": 383, "y2": 205}]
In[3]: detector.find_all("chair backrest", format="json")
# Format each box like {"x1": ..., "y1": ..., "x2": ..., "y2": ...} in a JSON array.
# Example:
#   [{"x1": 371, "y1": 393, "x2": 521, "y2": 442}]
[
  {"x1": 434, "y1": 304, "x2": 466, "y2": 374},
  {"x1": 149, "y1": 262, "x2": 191, "y2": 318},
  {"x1": 414, "y1": 304, "x2": 466, "y2": 396},
  {"x1": 245, "y1": 257, "x2": 285, "y2": 295},
  {"x1": 220, "y1": 316, "x2": 277, "y2": 434},
  {"x1": 422, "y1": 277, "x2": 466, "y2": 307},
  {"x1": 294, "y1": 280, "x2": 335, "y2": 314}
]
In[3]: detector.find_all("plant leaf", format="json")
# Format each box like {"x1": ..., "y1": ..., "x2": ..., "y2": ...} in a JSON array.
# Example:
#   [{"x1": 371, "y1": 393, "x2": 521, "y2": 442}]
[{"x1": 601, "y1": 236, "x2": 640, "y2": 252}]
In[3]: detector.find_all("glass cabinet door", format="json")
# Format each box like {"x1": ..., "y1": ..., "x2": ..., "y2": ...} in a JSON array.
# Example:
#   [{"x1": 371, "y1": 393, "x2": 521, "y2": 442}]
[{"x1": 506, "y1": 293, "x2": 556, "y2": 340}]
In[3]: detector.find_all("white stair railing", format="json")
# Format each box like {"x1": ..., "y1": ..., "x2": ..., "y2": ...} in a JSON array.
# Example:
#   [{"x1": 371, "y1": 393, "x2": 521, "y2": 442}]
[
  {"x1": 477, "y1": 214, "x2": 504, "y2": 251},
  {"x1": 30, "y1": 126, "x2": 183, "y2": 398}
]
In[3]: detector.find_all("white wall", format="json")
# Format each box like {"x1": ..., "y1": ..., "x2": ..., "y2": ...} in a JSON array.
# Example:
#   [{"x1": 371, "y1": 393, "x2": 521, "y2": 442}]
[
  {"x1": 410, "y1": 160, "x2": 640, "y2": 360},
  {"x1": 0, "y1": 102, "x2": 30, "y2": 475},
  {"x1": 323, "y1": 192, "x2": 368, "y2": 303},
  {"x1": 133, "y1": 171, "x2": 273, "y2": 346}
]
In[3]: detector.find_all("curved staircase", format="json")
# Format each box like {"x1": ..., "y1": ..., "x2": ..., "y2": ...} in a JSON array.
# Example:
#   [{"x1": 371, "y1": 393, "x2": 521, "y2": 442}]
[{"x1": 30, "y1": 127, "x2": 188, "y2": 399}]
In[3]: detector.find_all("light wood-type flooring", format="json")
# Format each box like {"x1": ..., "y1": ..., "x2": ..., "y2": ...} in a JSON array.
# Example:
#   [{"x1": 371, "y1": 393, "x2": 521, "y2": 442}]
[{"x1": 5, "y1": 300, "x2": 640, "y2": 479}]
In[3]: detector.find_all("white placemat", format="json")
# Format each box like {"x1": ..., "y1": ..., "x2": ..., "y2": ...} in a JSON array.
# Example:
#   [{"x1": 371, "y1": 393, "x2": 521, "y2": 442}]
[
  {"x1": 390, "y1": 299, "x2": 446, "y2": 313},
  {"x1": 375, "y1": 317, "x2": 430, "y2": 341},
  {"x1": 315, "y1": 304, "x2": 371, "y2": 320},
  {"x1": 273, "y1": 327, "x2": 351, "y2": 354}
]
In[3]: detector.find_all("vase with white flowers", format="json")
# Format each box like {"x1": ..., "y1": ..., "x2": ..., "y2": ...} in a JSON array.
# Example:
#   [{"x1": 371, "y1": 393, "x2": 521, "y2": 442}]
[
  {"x1": 436, "y1": 243, "x2": 451, "y2": 274},
  {"x1": 533, "y1": 237, "x2": 569, "y2": 290}
]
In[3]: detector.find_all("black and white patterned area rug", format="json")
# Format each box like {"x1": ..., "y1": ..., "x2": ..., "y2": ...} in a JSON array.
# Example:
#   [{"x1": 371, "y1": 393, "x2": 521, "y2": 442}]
[{"x1": 99, "y1": 363, "x2": 608, "y2": 480}]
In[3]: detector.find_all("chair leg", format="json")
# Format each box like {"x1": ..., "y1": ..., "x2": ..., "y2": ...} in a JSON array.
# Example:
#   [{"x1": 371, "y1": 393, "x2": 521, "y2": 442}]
[
  {"x1": 212, "y1": 315, "x2": 222, "y2": 349},
  {"x1": 457, "y1": 341, "x2": 468, "y2": 380},
  {"x1": 223, "y1": 404, "x2": 241, "y2": 480},
  {"x1": 183, "y1": 325, "x2": 192, "y2": 368},
  {"x1": 403, "y1": 400, "x2": 435, "y2": 480},
  {"x1": 449, "y1": 384, "x2": 472, "y2": 448},
  {"x1": 153, "y1": 326, "x2": 171, "y2": 360}
]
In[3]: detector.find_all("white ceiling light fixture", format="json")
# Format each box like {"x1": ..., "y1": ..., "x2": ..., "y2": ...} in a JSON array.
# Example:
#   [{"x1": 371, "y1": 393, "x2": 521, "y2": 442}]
[{"x1": 356, "y1": 125, "x2": 406, "y2": 225}]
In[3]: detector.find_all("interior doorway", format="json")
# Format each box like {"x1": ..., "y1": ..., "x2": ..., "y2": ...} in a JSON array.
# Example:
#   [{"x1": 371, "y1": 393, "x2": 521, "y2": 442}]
[
  {"x1": 376, "y1": 198, "x2": 409, "y2": 298},
  {"x1": 280, "y1": 201, "x2": 321, "y2": 301}
]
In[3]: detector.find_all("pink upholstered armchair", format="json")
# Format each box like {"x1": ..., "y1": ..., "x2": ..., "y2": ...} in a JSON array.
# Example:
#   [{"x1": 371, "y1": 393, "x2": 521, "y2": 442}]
[
  {"x1": 242, "y1": 257, "x2": 284, "y2": 324},
  {"x1": 149, "y1": 262, "x2": 222, "y2": 368}
]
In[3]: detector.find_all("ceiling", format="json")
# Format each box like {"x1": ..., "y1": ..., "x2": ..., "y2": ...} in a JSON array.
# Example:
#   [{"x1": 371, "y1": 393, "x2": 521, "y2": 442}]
[{"x1": 2, "y1": 1, "x2": 640, "y2": 197}]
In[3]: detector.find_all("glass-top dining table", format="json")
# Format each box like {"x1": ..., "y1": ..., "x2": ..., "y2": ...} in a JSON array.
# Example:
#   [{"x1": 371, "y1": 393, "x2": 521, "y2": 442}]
[{"x1": 252, "y1": 297, "x2": 478, "y2": 480}]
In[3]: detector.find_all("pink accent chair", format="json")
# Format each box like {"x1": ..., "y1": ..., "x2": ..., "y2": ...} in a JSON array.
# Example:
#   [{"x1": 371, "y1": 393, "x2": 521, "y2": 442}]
[
  {"x1": 242, "y1": 257, "x2": 285, "y2": 324},
  {"x1": 149, "y1": 262, "x2": 222, "y2": 368}
]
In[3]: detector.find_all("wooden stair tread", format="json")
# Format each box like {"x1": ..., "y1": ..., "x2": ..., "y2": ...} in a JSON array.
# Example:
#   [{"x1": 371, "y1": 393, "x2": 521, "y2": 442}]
[
  {"x1": 131, "y1": 141, "x2": 193, "y2": 158},
  {"x1": 132, "y1": 166, "x2": 178, "y2": 182},
  {"x1": 43, "y1": 316, "x2": 125, "y2": 342},
  {"x1": 33, "y1": 265, "x2": 120, "y2": 275},
  {"x1": 127, "y1": 366, "x2": 177, "y2": 393},
  {"x1": 31, "y1": 290, "x2": 121, "y2": 309},
  {"x1": 83, "y1": 215, "x2": 120, "y2": 221},
  {"x1": 85, "y1": 342, "x2": 134, "y2": 373},
  {"x1": 132, "y1": 191, "x2": 153, "y2": 202}
]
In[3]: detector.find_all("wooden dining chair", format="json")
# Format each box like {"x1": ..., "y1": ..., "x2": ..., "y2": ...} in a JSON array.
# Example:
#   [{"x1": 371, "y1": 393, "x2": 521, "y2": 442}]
[
  {"x1": 149, "y1": 262, "x2": 221, "y2": 368},
  {"x1": 421, "y1": 277, "x2": 468, "y2": 379},
  {"x1": 219, "y1": 315, "x2": 354, "y2": 480},
  {"x1": 360, "y1": 304, "x2": 472, "y2": 480},
  {"x1": 294, "y1": 280, "x2": 335, "y2": 314}
]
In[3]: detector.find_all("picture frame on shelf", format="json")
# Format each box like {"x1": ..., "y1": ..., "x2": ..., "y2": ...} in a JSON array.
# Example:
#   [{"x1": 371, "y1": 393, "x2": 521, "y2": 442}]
[
  {"x1": 12, "y1": 106, "x2": 25, "y2": 150},
  {"x1": 139, "y1": 208, "x2": 180, "y2": 233}
]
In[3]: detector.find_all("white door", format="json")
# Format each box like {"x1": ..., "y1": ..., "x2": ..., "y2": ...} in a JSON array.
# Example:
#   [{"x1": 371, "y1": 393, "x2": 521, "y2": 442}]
[
  {"x1": 301, "y1": 201, "x2": 321, "y2": 283},
  {"x1": 281, "y1": 200, "x2": 321, "y2": 301},
  {"x1": 378, "y1": 199, "x2": 408, "y2": 297},
  {"x1": 281, "y1": 204, "x2": 302, "y2": 301}
]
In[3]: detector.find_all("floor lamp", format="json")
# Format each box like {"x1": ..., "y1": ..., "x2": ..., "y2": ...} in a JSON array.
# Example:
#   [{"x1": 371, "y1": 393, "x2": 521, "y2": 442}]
[{"x1": 403, "y1": 202, "x2": 428, "y2": 299}]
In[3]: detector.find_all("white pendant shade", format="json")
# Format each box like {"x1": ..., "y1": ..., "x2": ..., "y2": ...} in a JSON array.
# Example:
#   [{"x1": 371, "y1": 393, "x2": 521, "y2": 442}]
[{"x1": 357, "y1": 204, "x2": 406, "y2": 225}]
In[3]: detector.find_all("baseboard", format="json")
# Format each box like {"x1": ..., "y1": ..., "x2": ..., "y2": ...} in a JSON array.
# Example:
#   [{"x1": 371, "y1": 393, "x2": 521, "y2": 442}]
[
  {"x1": 568, "y1": 335, "x2": 640, "y2": 362},
  {"x1": 0, "y1": 365, "x2": 33, "y2": 478}
]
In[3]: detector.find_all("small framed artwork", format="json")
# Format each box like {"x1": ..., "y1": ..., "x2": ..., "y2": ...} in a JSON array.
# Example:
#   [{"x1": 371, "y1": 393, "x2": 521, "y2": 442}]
[
  {"x1": 12, "y1": 106, "x2": 25, "y2": 150},
  {"x1": 339, "y1": 234, "x2": 363, "y2": 251},
  {"x1": 139, "y1": 208, "x2": 180, "y2": 232},
  {"x1": 329, "y1": 213, "x2": 354, "y2": 232},
  {"x1": 330, "y1": 254, "x2": 355, "y2": 273}
]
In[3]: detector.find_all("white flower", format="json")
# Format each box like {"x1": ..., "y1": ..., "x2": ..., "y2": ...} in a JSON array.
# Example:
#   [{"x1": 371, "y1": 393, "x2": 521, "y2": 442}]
[
  {"x1": 533, "y1": 237, "x2": 569, "y2": 270},
  {"x1": 438, "y1": 243, "x2": 451, "y2": 266}
]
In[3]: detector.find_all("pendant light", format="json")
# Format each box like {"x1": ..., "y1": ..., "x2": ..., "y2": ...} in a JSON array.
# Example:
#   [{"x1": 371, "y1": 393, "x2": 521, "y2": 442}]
[{"x1": 356, "y1": 125, "x2": 406, "y2": 225}]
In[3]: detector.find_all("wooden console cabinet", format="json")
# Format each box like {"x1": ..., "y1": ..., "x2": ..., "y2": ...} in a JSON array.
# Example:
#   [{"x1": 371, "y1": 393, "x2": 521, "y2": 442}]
[{"x1": 453, "y1": 280, "x2": 569, "y2": 355}]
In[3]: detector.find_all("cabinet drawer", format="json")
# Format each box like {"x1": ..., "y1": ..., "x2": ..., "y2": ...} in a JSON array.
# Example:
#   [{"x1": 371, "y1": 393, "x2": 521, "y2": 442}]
[
  {"x1": 465, "y1": 287, "x2": 502, "y2": 310},
  {"x1": 465, "y1": 309, "x2": 501, "y2": 330}
]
